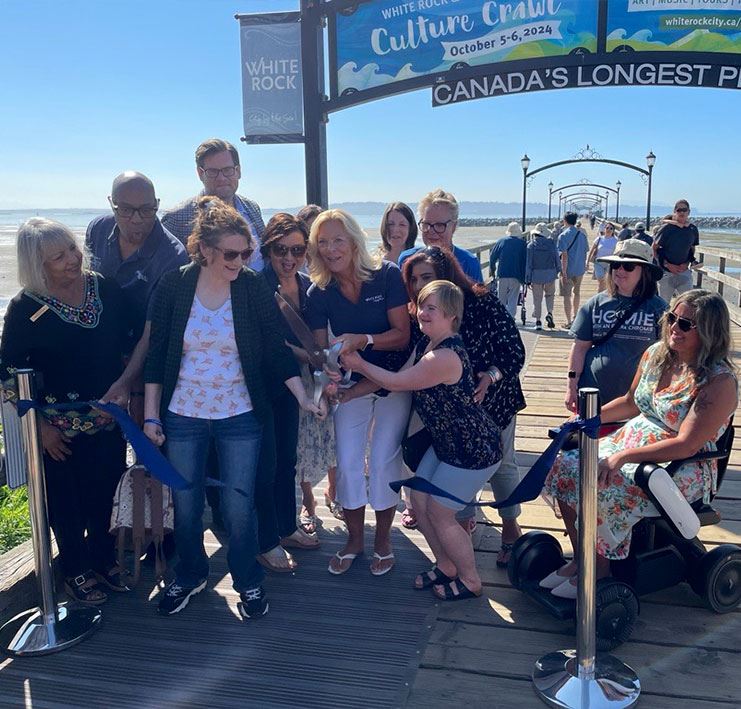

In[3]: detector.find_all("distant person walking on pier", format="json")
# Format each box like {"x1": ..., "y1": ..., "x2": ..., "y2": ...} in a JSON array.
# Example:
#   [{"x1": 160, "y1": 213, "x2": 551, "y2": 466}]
[
  {"x1": 378, "y1": 202, "x2": 417, "y2": 265},
  {"x1": 488, "y1": 221, "x2": 526, "y2": 318},
  {"x1": 398, "y1": 189, "x2": 483, "y2": 282},
  {"x1": 587, "y1": 221, "x2": 619, "y2": 292},
  {"x1": 525, "y1": 223, "x2": 559, "y2": 330},
  {"x1": 653, "y1": 199, "x2": 699, "y2": 302},
  {"x1": 162, "y1": 138, "x2": 266, "y2": 271},
  {"x1": 630, "y1": 221, "x2": 653, "y2": 247},
  {"x1": 557, "y1": 212, "x2": 589, "y2": 328},
  {"x1": 617, "y1": 222, "x2": 632, "y2": 241}
]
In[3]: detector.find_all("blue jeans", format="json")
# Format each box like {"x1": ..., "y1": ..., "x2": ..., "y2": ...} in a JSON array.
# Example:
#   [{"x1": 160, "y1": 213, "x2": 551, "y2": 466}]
[{"x1": 164, "y1": 411, "x2": 264, "y2": 592}]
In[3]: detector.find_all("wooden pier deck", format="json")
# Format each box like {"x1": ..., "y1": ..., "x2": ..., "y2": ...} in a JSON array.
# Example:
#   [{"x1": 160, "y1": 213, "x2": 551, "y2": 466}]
[{"x1": 1, "y1": 228, "x2": 739, "y2": 708}]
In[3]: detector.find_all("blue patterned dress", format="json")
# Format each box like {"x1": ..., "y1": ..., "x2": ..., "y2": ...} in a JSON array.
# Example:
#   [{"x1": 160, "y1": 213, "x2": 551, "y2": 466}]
[{"x1": 544, "y1": 342, "x2": 737, "y2": 560}]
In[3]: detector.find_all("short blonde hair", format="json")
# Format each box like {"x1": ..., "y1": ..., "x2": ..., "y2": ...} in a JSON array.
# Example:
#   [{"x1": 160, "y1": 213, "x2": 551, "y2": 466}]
[
  {"x1": 417, "y1": 279, "x2": 464, "y2": 332},
  {"x1": 417, "y1": 188, "x2": 459, "y2": 222},
  {"x1": 308, "y1": 209, "x2": 380, "y2": 289},
  {"x1": 17, "y1": 218, "x2": 87, "y2": 296}
]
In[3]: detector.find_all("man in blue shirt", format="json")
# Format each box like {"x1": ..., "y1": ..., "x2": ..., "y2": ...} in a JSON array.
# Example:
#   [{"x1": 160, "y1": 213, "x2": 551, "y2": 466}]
[
  {"x1": 162, "y1": 138, "x2": 266, "y2": 271},
  {"x1": 398, "y1": 189, "x2": 483, "y2": 282},
  {"x1": 86, "y1": 171, "x2": 189, "y2": 422},
  {"x1": 489, "y1": 221, "x2": 527, "y2": 317},
  {"x1": 557, "y1": 212, "x2": 589, "y2": 328}
]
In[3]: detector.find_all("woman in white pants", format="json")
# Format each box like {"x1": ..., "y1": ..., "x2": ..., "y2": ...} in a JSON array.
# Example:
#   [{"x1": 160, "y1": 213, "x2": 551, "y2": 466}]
[{"x1": 306, "y1": 209, "x2": 411, "y2": 576}]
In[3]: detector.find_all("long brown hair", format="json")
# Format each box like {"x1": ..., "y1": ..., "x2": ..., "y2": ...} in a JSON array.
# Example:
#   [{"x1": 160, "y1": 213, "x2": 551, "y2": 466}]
[
  {"x1": 606, "y1": 263, "x2": 658, "y2": 300},
  {"x1": 380, "y1": 202, "x2": 417, "y2": 252}
]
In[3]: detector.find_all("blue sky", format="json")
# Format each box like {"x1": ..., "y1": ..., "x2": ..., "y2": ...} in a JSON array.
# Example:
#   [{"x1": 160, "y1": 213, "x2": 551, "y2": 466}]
[{"x1": 1, "y1": 0, "x2": 740, "y2": 212}]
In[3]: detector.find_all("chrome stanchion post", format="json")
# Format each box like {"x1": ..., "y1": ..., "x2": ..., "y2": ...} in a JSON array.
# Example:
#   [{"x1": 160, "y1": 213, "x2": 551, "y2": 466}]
[
  {"x1": 532, "y1": 388, "x2": 640, "y2": 708},
  {"x1": 0, "y1": 369, "x2": 101, "y2": 656}
]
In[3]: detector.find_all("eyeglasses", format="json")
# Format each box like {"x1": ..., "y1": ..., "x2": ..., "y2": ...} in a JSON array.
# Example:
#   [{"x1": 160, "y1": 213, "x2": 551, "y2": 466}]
[
  {"x1": 272, "y1": 244, "x2": 307, "y2": 258},
  {"x1": 675, "y1": 207, "x2": 689, "y2": 213},
  {"x1": 609, "y1": 262, "x2": 638, "y2": 273},
  {"x1": 110, "y1": 200, "x2": 159, "y2": 219},
  {"x1": 213, "y1": 245, "x2": 253, "y2": 262},
  {"x1": 200, "y1": 166, "x2": 238, "y2": 179},
  {"x1": 666, "y1": 312, "x2": 697, "y2": 332},
  {"x1": 418, "y1": 220, "x2": 453, "y2": 234}
]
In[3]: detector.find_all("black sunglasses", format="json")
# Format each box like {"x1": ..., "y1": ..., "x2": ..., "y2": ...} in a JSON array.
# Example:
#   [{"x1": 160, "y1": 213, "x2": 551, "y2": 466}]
[
  {"x1": 666, "y1": 312, "x2": 697, "y2": 332},
  {"x1": 272, "y1": 244, "x2": 307, "y2": 258},
  {"x1": 675, "y1": 207, "x2": 689, "y2": 213},
  {"x1": 213, "y1": 245, "x2": 253, "y2": 262},
  {"x1": 609, "y1": 262, "x2": 638, "y2": 273}
]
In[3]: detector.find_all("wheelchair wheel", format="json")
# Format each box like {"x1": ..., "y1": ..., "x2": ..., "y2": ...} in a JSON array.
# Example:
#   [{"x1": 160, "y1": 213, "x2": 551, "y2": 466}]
[
  {"x1": 595, "y1": 578, "x2": 640, "y2": 651},
  {"x1": 691, "y1": 545, "x2": 741, "y2": 614},
  {"x1": 507, "y1": 531, "x2": 564, "y2": 590}
]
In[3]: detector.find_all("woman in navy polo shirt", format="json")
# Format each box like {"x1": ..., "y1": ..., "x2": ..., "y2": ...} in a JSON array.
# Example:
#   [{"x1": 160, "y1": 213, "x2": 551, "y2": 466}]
[{"x1": 306, "y1": 209, "x2": 411, "y2": 576}]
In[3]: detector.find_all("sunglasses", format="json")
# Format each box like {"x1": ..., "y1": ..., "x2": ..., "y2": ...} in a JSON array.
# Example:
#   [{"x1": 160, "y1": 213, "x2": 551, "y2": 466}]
[
  {"x1": 675, "y1": 207, "x2": 689, "y2": 213},
  {"x1": 609, "y1": 262, "x2": 638, "y2": 273},
  {"x1": 272, "y1": 244, "x2": 307, "y2": 258},
  {"x1": 666, "y1": 312, "x2": 697, "y2": 332},
  {"x1": 213, "y1": 245, "x2": 253, "y2": 262}
]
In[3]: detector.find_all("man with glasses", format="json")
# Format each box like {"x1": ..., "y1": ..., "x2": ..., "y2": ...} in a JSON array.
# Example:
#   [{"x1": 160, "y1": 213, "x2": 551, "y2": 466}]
[
  {"x1": 162, "y1": 137, "x2": 266, "y2": 271},
  {"x1": 653, "y1": 199, "x2": 699, "y2": 302},
  {"x1": 398, "y1": 188, "x2": 483, "y2": 282},
  {"x1": 86, "y1": 171, "x2": 189, "y2": 423}
]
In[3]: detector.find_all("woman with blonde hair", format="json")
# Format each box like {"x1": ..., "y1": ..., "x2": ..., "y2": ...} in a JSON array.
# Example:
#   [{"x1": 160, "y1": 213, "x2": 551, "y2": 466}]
[
  {"x1": 342, "y1": 280, "x2": 502, "y2": 600},
  {"x1": 306, "y1": 209, "x2": 410, "y2": 576},
  {"x1": 543, "y1": 289, "x2": 737, "y2": 597}
]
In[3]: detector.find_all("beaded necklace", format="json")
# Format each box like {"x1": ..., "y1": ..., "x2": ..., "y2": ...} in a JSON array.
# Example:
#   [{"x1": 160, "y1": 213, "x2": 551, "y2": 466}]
[{"x1": 27, "y1": 272, "x2": 102, "y2": 328}]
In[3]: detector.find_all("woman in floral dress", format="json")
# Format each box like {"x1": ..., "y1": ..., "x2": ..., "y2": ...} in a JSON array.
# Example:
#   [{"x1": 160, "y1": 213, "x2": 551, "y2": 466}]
[{"x1": 542, "y1": 289, "x2": 737, "y2": 598}]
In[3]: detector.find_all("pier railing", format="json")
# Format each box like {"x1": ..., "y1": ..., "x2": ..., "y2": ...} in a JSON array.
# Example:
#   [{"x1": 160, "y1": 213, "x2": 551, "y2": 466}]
[{"x1": 695, "y1": 245, "x2": 741, "y2": 324}]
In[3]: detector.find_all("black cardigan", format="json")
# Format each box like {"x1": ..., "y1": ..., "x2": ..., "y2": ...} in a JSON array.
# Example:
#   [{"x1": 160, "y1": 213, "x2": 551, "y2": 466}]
[{"x1": 144, "y1": 263, "x2": 299, "y2": 424}]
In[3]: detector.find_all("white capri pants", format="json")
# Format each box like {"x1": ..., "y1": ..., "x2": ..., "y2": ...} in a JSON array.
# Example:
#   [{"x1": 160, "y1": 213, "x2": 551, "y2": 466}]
[{"x1": 334, "y1": 390, "x2": 412, "y2": 511}]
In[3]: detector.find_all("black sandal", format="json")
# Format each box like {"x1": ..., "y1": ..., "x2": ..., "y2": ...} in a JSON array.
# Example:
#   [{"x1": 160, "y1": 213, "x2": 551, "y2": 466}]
[
  {"x1": 65, "y1": 571, "x2": 108, "y2": 605},
  {"x1": 414, "y1": 567, "x2": 454, "y2": 590},
  {"x1": 432, "y1": 577, "x2": 482, "y2": 601},
  {"x1": 95, "y1": 565, "x2": 131, "y2": 592}
]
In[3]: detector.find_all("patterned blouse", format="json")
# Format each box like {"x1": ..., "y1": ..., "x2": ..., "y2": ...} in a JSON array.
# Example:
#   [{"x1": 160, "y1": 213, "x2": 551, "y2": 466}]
[{"x1": 413, "y1": 335, "x2": 501, "y2": 470}]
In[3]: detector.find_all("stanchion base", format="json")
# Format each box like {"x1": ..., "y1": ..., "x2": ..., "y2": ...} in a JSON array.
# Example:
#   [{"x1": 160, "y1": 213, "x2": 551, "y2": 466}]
[
  {"x1": 0, "y1": 603, "x2": 101, "y2": 656},
  {"x1": 533, "y1": 649, "x2": 640, "y2": 708}
]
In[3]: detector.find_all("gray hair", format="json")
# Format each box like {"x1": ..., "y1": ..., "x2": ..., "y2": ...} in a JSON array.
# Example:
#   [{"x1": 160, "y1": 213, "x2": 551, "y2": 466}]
[{"x1": 16, "y1": 218, "x2": 87, "y2": 296}]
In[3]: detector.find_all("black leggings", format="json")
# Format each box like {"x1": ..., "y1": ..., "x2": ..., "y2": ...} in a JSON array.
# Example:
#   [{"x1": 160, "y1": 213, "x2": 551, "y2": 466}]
[{"x1": 43, "y1": 429, "x2": 126, "y2": 579}]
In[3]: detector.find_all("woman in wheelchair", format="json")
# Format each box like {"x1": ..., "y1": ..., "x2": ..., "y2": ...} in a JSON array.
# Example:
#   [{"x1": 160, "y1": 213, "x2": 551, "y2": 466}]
[{"x1": 541, "y1": 289, "x2": 737, "y2": 599}]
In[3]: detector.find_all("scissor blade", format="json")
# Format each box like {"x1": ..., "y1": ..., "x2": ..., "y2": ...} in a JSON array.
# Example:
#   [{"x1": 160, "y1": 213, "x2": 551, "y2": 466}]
[{"x1": 274, "y1": 292, "x2": 326, "y2": 370}]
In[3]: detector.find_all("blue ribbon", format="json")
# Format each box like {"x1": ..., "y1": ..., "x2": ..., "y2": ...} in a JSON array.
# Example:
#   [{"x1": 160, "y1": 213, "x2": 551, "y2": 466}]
[
  {"x1": 17, "y1": 400, "x2": 190, "y2": 490},
  {"x1": 389, "y1": 415, "x2": 601, "y2": 508}
]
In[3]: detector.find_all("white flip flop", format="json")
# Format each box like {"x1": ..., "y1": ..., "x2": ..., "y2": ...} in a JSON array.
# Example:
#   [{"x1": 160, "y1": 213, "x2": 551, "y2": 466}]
[
  {"x1": 370, "y1": 552, "x2": 395, "y2": 577},
  {"x1": 328, "y1": 551, "x2": 361, "y2": 575}
]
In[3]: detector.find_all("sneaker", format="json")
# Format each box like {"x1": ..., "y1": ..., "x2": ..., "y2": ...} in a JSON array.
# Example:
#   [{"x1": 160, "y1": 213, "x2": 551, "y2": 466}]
[
  {"x1": 238, "y1": 586, "x2": 269, "y2": 619},
  {"x1": 157, "y1": 579, "x2": 207, "y2": 615},
  {"x1": 535, "y1": 320, "x2": 542, "y2": 331},
  {"x1": 545, "y1": 312, "x2": 555, "y2": 329}
]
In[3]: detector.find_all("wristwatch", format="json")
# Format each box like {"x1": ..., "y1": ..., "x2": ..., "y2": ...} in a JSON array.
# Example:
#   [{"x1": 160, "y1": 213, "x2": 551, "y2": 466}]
[
  {"x1": 364, "y1": 334, "x2": 374, "y2": 350},
  {"x1": 568, "y1": 370, "x2": 577, "y2": 379}
]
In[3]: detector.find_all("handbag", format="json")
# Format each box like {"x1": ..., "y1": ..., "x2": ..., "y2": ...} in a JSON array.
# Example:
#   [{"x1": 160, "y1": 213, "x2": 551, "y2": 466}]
[
  {"x1": 110, "y1": 463, "x2": 174, "y2": 585},
  {"x1": 401, "y1": 408, "x2": 433, "y2": 472}
]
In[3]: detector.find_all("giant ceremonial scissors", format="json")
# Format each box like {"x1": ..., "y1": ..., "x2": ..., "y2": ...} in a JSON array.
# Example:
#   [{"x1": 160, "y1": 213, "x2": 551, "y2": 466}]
[{"x1": 274, "y1": 291, "x2": 352, "y2": 408}]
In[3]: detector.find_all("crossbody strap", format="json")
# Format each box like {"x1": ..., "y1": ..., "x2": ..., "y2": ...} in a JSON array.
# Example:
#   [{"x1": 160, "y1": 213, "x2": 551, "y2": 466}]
[{"x1": 591, "y1": 297, "x2": 648, "y2": 348}]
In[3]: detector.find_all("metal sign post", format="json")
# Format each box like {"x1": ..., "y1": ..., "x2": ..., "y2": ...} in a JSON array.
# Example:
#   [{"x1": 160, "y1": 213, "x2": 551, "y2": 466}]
[
  {"x1": 0, "y1": 369, "x2": 101, "y2": 656},
  {"x1": 532, "y1": 388, "x2": 640, "y2": 708}
]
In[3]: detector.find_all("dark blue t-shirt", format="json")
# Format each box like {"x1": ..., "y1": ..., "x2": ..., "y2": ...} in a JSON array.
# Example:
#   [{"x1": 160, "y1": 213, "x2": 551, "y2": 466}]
[{"x1": 306, "y1": 261, "x2": 409, "y2": 375}]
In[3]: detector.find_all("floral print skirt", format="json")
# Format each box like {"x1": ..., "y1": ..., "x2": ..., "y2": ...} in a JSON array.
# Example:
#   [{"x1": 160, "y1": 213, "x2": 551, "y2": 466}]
[
  {"x1": 296, "y1": 366, "x2": 336, "y2": 486},
  {"x1": 543, "y1": 414, "x2": 715, "y2": 560}
]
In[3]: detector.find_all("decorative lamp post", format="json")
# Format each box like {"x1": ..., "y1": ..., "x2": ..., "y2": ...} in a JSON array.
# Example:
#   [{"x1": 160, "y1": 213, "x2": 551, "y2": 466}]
[
  {"x1": 521, "y1": 154, "x2": 531, "y2": 231},
  {"x1": 604, "y1": 191, "x2": 609, "y2": 222},
  {"x1": 558, "y1": 191, "x2": 563, "y2": 220},
  {"x1": 547, "y1": 181, "x2": 554, "y2": 222},
  {"x1": 646, "y1": 151, "x2": 656, "y2": 228},
  {"x1": 615, "y1": 180, "x2": 622, "y2": 222}
]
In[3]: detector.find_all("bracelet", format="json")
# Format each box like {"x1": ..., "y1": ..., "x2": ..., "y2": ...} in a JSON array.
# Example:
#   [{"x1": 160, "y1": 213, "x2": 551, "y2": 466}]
[
  {"x1": 487, "y1": 368, "x2": 502, "y2": 384},
  {"x1": 144, "y1": 418, "x2": 163, "y2": 428}
]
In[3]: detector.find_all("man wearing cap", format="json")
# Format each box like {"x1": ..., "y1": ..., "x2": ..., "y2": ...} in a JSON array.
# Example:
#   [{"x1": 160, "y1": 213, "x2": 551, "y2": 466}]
[
  {"x1": 489, "y1": 221, "x2": 527, "y2": 317},
  {"x1": 629, "y1": 222, "x2": 652, "y2": 247},
  {"x1": 162, "y1": 137, "x2": 266, "y2": 271},
  {"x1": 652, "y1": 199, "x2": 699, "y2": 301},
  {"x1": 557, "y1": 212, "x2": 589, "y2": 328},
  {"x1": 526, "y1": 222, "x2": 560, "y2": 330},
  {"x1": 565, "y1": 238, "x2": 667, "y2": 411}
]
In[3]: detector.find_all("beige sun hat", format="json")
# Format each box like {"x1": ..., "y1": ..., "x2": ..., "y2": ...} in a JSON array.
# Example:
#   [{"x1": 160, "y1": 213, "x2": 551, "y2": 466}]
[
  {"x1": 530, "y1": 222, "x2": 550, "y2": 238},
  {"x1": 505, "y1": 221, "x2": 524, "y2": 237},
  {"x1": 596, "y1": 238, "x2": 663, "y2": 278}
]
